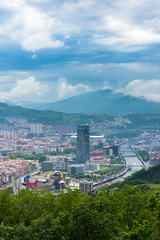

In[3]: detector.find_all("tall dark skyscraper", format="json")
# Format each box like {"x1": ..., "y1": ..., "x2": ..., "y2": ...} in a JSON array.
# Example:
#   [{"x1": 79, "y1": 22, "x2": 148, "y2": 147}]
[{"x1": 76, "y1": 125, "x2": 90, "y2": 164}]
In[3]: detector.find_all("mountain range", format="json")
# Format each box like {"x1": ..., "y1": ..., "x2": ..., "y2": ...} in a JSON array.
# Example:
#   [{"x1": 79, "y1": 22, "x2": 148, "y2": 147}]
[
  {"x1": 20, "y1": 89, "x2": 160, "y2": 115},
  {"x1": 1, "y1": 98, "x2": 160, "y2": 131}
]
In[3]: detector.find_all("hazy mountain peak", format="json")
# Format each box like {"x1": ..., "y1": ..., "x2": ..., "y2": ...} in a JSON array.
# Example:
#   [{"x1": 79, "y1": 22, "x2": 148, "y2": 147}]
[{"x1": 16, "y1": 89, "x2": 160, "y2": 115}]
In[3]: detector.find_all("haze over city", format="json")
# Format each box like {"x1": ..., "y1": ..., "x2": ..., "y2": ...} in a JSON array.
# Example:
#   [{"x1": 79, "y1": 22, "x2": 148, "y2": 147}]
[{"x1": 0, "y1": 0, "x2": 160, "y2": 104}]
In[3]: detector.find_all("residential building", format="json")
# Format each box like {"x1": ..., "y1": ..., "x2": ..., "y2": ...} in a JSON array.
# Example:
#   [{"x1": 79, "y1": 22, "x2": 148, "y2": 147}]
[
  {"x1": 79, "y1": 181, "x2": 93, "y2": 193},
  {"x1": 30, "y1": 123, "x2": 42, "y2": 136}
]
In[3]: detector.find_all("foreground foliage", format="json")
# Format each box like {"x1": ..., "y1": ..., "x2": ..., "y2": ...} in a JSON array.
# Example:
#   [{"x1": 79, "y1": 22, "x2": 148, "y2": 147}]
[{"x1": 0, "y1": 185, "x2": 160, "y2": 240}]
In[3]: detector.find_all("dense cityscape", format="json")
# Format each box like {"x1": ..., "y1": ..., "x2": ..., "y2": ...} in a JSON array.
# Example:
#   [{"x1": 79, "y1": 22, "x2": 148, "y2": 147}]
[
  {"x1": 0, "y1": 114, "x2": 160, "y2": 239},
  {"x1": 0, "y1": 115, "x2": 159, "y2": 194}
]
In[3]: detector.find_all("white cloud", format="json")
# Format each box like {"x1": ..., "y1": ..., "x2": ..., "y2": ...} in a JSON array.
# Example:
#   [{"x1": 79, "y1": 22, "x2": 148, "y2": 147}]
[
  {"x1": 56, "y1": 0, "x2": 160, "y2": 51},
  {"x1": 93, "y1": 13, "x2": 160, "y2": 51},
  {"x1": 0, "y1": 0, "x2": 160, "y2": 51},
  {"x1": 121, "y1": 79, "x2": 160, "y2": 102},
  {"x1": 56, "y1": 78, "x2": 92, "y2": 100},
  {"x1": 0, "y1": 76, "x2": 48, "y2": 102},
  {"x1": 0, "y1": 0, "x2": 64, "y2": 51}
]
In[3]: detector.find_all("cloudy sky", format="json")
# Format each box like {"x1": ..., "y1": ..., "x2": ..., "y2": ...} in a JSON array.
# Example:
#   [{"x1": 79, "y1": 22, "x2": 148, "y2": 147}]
[{"x1": 0, "y1": 0, "x2": 160, "y2": 104}]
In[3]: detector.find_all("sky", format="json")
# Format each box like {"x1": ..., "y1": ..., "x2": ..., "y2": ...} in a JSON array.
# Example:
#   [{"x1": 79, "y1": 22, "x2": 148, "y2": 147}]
[{"x1": 0, "y1": 0, "x2": 160, "y2": 104}]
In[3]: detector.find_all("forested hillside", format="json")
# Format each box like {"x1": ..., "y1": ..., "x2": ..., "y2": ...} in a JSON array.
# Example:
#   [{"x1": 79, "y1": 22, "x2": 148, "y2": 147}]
[
  {"x1": 0, "y1": 185, "x2": 160, "y2": 240},
  {"x1": 110, "y1": 164, "x2": 160, "y2": 189},
  {"x1": 1, "y1": 101, "x2": 160, "y2": 129},
  {"x1": 0, "y1": 102, "x2": 113, "y2": 125}
]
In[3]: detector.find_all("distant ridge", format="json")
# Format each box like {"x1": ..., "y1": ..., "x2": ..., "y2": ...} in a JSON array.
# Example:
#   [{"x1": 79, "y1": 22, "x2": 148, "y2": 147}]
[
  {"x1": 20, "y1": 89, "x2": 160, "y2": 115},
  {"x1": 0, "y1": 101, "x2": 113, "y2": 126}
]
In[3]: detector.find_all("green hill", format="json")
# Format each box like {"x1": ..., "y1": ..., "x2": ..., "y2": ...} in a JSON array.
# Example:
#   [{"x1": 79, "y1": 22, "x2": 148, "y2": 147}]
[
  {"x1": 0, "y1": 102, "x2": 113, "y2": 125},
  {"x1": 1, "y1": 102, "x2": 160, "y2": 131},
  {"x1": 126, "y1": 164, "x2": 160, "y2": 184},
  {"x1": 110, "y1": 164, "x2": 160, "y2": 189}
]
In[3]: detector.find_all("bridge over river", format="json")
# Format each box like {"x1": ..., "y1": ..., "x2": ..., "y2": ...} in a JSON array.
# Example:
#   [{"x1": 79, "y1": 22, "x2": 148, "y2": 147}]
[
  {"x1": 111, "y1": 143, "x2": 149, "y2": 183},
  {"x1": 93, "y1": 143, "x2": 149, "y2": 187}
]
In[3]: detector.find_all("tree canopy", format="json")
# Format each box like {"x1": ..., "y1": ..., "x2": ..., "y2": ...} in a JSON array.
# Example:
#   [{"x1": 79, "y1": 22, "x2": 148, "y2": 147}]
[{"x1": 0, "y1": 184, "x2": 160, "y2": 239}]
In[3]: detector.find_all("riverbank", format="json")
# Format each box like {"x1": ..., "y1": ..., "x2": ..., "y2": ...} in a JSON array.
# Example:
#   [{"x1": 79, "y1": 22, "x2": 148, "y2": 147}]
[
  {"x1": 96, "y1": 143, "x2": 146, "y2": 186},
  {"x1": 93, "y1": 167, "x2": 129, "y2": 187},
  {"x1": 131, "y1": 145, "x2": 146, "y2": 165}
]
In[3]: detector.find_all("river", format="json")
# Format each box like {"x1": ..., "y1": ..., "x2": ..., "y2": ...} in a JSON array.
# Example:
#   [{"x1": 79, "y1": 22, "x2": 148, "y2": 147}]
[{"x1": 110, "y1": 143, "x2": 145, "y2": 183}]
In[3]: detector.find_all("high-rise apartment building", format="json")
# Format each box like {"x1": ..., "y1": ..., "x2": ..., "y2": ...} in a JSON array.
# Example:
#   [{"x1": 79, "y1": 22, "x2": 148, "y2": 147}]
[
  {"x1": 76, "y1": 125, "x2": 90, "y2": 164},
  {"x1": 30, "y1": 123, "x2": 42, "y2": 136},
  {"x1": 79, "y1": 181, "x2": 93, "y2": 193}
]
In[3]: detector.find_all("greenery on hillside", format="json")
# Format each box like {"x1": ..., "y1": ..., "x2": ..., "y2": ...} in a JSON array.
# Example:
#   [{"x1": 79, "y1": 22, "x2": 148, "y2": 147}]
[
  {"x1": 126, "y1": 164, "x2": 160, "y2": 184},
  {"x1": 0, "y1": 185, "x2": 160, "y2": 239},
  {"x1": 1, "y1": 102, "x2": 160, "y2": 128},
  {"x1": 0, "y1": 102, "x2": 113, "y2": 125},
  {"x1": 108, "y1": 164, "x2": 160, "y2": 189},
  {"x1": 1, "y1": 102, "x2": 160, "y2": 139},
  {"x1": 128, "y1": 114, "x2": 160, "y2": 127}
]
